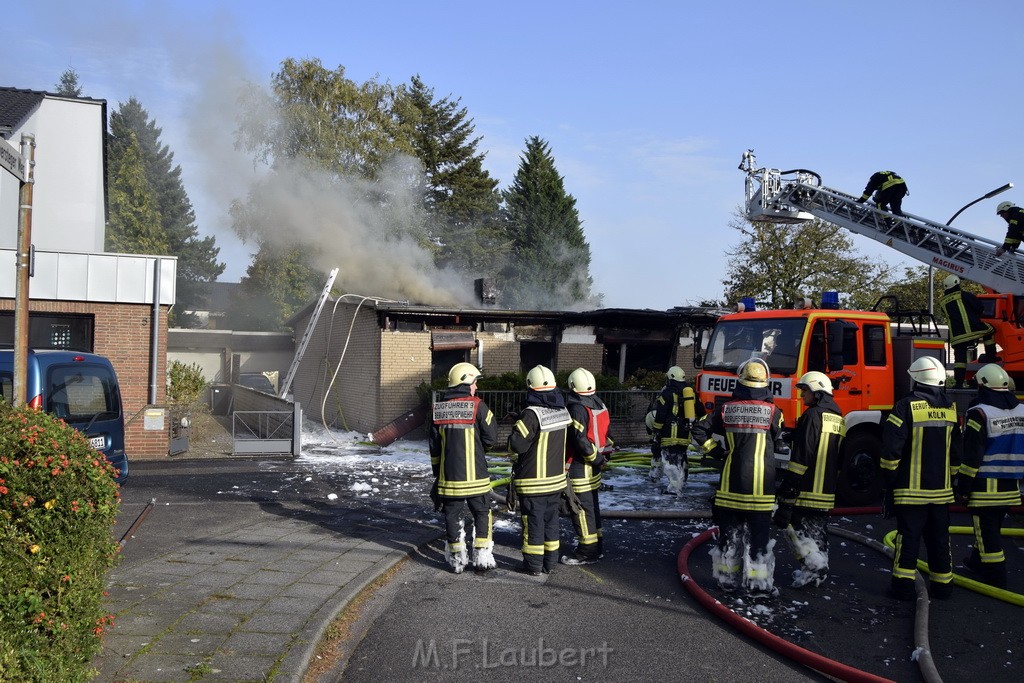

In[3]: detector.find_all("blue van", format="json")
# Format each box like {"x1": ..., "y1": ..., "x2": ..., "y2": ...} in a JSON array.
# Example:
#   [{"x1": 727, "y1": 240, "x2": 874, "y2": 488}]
[{"x1": 0, "y1": 350, "x2": 129, "y2": 483}]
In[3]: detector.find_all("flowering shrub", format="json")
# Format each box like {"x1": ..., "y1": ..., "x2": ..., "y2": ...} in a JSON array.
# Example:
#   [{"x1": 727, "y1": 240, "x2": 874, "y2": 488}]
[{"x1": 0, "y1": 403, "x2": 121, "y2": 682}]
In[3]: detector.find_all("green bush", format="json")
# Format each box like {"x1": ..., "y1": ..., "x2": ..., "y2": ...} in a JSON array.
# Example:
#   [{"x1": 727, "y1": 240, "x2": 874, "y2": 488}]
[
  {"x1": 0, "y1": 403, "x2": 121, "y2": 682},
  {"x1": 167, "y1": 360, "x2": 207, "y2": 407}
]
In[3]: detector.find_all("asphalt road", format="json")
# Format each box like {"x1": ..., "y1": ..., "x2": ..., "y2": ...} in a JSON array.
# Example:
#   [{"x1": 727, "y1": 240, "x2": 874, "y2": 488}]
[
  {"x1": 333, "y1": 508, "x2": 1024, "y2": 683},
  {"x1": 112, "y1": 454, "x2": 1024, "y2": 683}
]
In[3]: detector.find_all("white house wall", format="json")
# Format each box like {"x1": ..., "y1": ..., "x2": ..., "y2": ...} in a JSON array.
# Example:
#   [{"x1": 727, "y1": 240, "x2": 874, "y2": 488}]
[{"x1": 1, "y1": 96, "x2": 105, "y2": 253}]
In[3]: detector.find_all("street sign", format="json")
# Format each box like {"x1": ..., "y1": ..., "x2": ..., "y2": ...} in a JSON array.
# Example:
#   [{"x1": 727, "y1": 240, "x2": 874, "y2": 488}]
[{"x1": 0, "y1": 138, "x2": 24, "y2": 180}]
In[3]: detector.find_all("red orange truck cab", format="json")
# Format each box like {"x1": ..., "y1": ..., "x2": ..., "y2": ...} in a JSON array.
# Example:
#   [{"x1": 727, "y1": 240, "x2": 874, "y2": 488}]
[{"x1": 695, "y1": 306, "x2": 946, "y2": 505}]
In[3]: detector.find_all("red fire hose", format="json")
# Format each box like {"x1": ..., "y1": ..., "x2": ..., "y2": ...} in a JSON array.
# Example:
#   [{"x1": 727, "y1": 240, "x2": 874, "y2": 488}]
[{"x1": 677, "y1": 527, "x2": 896, "y2": 683}]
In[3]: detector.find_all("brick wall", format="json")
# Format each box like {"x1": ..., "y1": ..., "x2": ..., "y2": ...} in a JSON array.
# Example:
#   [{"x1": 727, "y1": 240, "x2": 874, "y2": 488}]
[
  {"x1": 291, "y1": 302, "x2": 382, "y2": 435},
  {"x1": 1, "y1": 299, "x2": 169, "y2": 458},
  {"x1": 477, "y1": 331, "x2": 519, "y2": 375},
  {"x1": 556, "y1": 343, "x2": 603, "y2": 374},
  {"x1": 379, "y1": 329, "x2": 431, "y2": 429}
]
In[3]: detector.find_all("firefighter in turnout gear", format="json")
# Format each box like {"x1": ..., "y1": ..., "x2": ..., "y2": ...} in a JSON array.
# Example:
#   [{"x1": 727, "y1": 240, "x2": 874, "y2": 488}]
[
  {"x1": 880, "y1": 356, "x2": 962, "y2": 601},
  {"x1": 562, "y1": 368, "x2": 613, "y2": 566},
  {"x1": 856, "y1": 170, "x2": 908, "y2": 216},
  {"x1": 995, "y1": 201, "x2": 1024, "y2": 257},
  {"x1": 939, "y1": 274, "x2": 998, "y2": 388},
  {"x1": 650, "y1": 366, "x2": 705, "y2": 493},
  {"x1": 429, "y1": 362, "x2": 499, "y2": 574},
  {"x1": 509, "y1": 365, "x2": 572, "y2": 576},
  {"x1": 957, "y1": 363, "x2": 1024, "y2": 588},
  {"x1": 773, "y1": 371, "x2": 845, "y2": 588},
  {"x1": 692, "y1": 358, "x2": 785, "y2": 596}
]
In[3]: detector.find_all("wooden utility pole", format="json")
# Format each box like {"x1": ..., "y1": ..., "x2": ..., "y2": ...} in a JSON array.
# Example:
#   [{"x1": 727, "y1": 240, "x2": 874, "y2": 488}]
[{"x1": 13, "y1": 134, "x2": 36, "y2": 406}]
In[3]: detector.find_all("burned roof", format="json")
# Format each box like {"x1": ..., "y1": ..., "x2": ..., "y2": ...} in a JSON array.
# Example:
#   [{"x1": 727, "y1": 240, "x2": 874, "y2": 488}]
[{"x1": 288, "y1": 298, "x2": 724, "y2": 331}]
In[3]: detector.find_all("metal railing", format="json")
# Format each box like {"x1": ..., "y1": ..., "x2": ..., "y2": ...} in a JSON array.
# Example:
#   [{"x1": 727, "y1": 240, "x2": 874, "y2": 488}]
[{"x1": 232, "y1": 404, "x2": 302, "y2": 455}]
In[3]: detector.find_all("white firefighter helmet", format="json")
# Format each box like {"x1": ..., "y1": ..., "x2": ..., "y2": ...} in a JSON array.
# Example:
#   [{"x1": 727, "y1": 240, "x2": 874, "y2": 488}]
[
  {"x1": 667, "y1": 366, "x2": 686, "y2": 382},
  {"x1": 943, "y1": 274, "x2": 960, "y2": 289},
  {"x1": 737, "y1": 358, "x2": 770, "y2": 388},
  {"x1": 907, "y1": 356, "x2": 946, "y2": 387},
  {"x1": 997, "y1": 201, "x2": 1014, "y2": 214},
  {"x1": 568, "y1": 367, "x2": 596, "y2": 395},
  {"x1": 645, "y1": 410, "x2": 657, "y2": 431},
  {"x1": 796, "y1": 371, "x2": 833, "y2": 395},
  {"x1": 526, "y1": 365, "x2": 557, "y2": 391},
  {"x1": 976, "y1": 363, "x2": 1010, "y2": 391},
  {"x1": 447, "y1": 362, "x2": 481, "y2": 388}
]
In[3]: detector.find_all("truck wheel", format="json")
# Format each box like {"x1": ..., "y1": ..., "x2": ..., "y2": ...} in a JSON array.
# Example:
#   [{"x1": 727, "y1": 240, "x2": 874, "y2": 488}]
[{"x1": 835, "y1": 431, "x2": 883, "y2": 507}]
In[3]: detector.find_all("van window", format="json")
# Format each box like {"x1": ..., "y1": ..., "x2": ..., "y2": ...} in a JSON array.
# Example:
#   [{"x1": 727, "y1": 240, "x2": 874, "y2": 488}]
[{"x1": 46, "y1": 365, "x2": 120, "y2": 421}]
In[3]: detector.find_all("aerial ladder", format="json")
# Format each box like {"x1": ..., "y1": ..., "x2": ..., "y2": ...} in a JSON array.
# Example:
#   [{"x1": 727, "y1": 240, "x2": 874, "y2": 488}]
[{"x1": 739, "y1": 150, "x2": 1024, "y2": 296}]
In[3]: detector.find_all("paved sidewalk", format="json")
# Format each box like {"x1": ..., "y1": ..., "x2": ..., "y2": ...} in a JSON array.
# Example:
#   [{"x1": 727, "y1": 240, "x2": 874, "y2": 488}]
[{"x1": 92, "y1": 460, "x2": 441, "y2": 682}]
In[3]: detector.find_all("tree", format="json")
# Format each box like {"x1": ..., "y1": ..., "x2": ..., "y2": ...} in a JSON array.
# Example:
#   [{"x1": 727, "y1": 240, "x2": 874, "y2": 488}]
[
  {"x1": 401, "y1": 75, "x2": 508, "y2": 277},
  {"x1": 224, "y1": 243, "x2": 323, "y2": 331},
  {"x1": 721, "y1": 215, "x2": 893, "y2": 310},
  {"x1": 235, "y1": 57, "x2": 416, "y2": 179},
  {"x1": 109, "y1": 98, "x2": 224, "y2": 327},
  {"x1": 53, "y1": 68, "x2": 82, "y2": 97},
  {"x1": 501, "y1": 136, "x2": 597, "y2": 309},
  {"x1": 106, "y1": 133, "x2": 168, "y2": 255}
]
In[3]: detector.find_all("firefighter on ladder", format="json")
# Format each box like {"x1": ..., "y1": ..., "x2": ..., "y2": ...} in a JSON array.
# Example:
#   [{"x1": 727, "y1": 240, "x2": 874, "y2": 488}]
[
  {"x1": 856, "y1": 170, "x2": 908, "y2": 216},
  {"x1": 562, "y1": 367, "x2": 612, "y2": 565},
  {"x1": 956, "y1": 363, "x2": 1024, "y2": 588},
  {"x1": 649, "y1": 366, "x2": 704, "y2": 494},
  {"x1": 429, "y1": 362, "x2": 499, "y2": 574},
  {"x1": 995, "y1": 201, "x2": 1024, "y2": 257},
  {"x1": 773, "y1": 371, "x2": 845, "y2": 588},
  {"x1": 938, "y1": 274, "x2": 999, "y2": 388}
]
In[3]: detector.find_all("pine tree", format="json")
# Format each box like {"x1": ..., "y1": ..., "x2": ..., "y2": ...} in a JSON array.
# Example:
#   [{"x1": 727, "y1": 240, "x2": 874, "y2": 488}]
[
  {"x1": 109, "y1": 98, "x2": 224, "y2": 326},
  {"x1": 106, "y1": 133, "x2": 168, "y2": 255},
  {"x1": 53, "y1": 68, "x2": 83, "y2": 97},
  {"x1": 402, "y1": 75, "x2": 507, "y2": 277},
  {"x1": 501, "y1": 136, "x2": 595, "y2": 309}
]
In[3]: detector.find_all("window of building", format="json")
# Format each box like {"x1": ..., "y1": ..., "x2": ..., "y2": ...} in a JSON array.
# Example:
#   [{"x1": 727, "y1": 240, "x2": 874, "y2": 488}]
[
  {"x1": 520, "y1": 342, "x2": 553, "y2": 373},
  {"x1": 0, "y1": 313, "x2": 94, "y2": 351}
]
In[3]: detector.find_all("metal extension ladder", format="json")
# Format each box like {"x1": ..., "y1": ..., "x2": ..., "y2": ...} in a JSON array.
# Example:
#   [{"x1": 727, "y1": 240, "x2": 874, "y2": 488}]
[
  {"x1": 739, "y1": 151, "x2": 1024, "y2": 295},
  {"x1": 278, "y1": 267, "x2": 339, "y2": 398}
]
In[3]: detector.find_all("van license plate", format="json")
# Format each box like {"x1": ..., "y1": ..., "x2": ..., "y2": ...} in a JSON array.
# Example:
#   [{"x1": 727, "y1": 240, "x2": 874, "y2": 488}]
[{"x1": 89, "y1": 436, "x2": 105, "y2": 450}]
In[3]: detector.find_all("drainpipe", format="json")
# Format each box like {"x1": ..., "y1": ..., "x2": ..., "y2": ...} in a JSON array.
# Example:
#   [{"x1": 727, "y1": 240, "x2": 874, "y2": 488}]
[
  {"x1": 149, "y1": 258, "x2": 161, "y2": 404},
  {"x1": 476, "y1": 339, "x2": 484, "y2": 370}
]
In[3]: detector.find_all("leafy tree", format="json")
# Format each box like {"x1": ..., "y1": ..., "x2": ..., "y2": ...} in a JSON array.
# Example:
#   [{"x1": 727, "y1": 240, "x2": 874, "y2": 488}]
[
  {"x1": 501, "y1": 136, "x2": 597, "y2": 309},
  {"x1": 106, "y1": 133, "x2": 168, "y2": 255},
  {"x1": 53, "y1": 68, "x2": 83, "y2": 97},
  {"x1": 224, "y1": 243, "x2": 323, "y2": 331},
  {"x1": 235, "y1": 57, "x2": 416, "y2": 179},
  {"x1": 109, "y1": 98, "x2": 224, "y2": 327},
  {"x1": 721, "y1": 215, "x2": 893, "y2": 310},
  {"x1": 401, "y1": 75, "x2": 508, "y2": 277}
]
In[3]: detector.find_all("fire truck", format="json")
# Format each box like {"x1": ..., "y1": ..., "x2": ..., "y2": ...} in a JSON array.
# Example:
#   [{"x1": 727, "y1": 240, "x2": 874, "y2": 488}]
[{"x1": 695, "y1": 152, "x2": 1022, "y2": 505}]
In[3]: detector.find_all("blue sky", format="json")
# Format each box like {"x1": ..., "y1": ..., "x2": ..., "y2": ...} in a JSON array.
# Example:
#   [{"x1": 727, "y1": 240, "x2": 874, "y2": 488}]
[{"x1": 2, "y1": 1, "x2": 1022, "y2": 310}]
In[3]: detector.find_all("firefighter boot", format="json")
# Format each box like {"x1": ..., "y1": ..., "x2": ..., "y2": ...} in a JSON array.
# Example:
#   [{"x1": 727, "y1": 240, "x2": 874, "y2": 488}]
[
  {"x1": 930, "y1": 579, "x2": 953, "y2": 600},
  {"x1": 889, "y1": 577, "x2": 915, "y2": 601},
  {"x1": 648, "y1": 457, "x2": 663, "y2": 482},
  {"x1": 444, "y1": 528, "x2": 468, "y2": 574},
  {"x1": 473, "y1": 540, "x2": 496, "y2": 572}
]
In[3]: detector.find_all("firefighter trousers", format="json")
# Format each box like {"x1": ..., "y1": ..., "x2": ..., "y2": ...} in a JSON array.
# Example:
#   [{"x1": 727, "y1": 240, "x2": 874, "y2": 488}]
[
  {"x1": 968, "y1": 506, "x2": 1009, "y2": 568},
  {"x1": 892, "y1": 504, "x2": 952, "y2": 587},
  {"x1": 785, "y1": 508, "x2": 829, "y2": 572},
  {"x1": 568, "y1": 487, "x2": 602, "y2": 559},
  {"x1": 714, "y1": 507, "x2": 773, "y2": 590},
  {"x1": 520, "y1": 492, "x2": 561, "y2": 572},
  {"x1": 442, "y1": 494, "x2": 491, "y2": 552}
]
